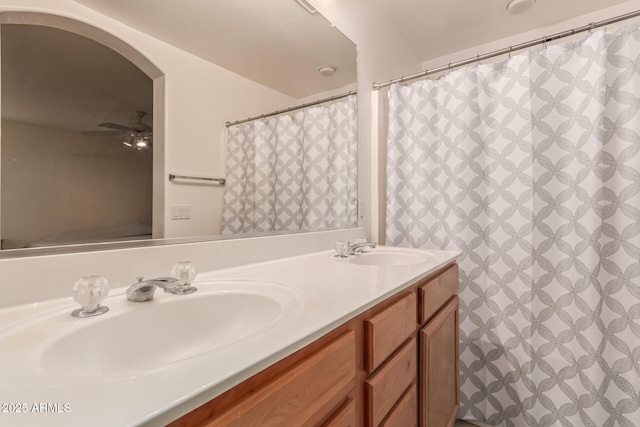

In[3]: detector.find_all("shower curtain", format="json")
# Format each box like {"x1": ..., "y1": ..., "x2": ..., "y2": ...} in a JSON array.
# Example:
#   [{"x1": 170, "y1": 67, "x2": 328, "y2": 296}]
[
  {"x1": 387, "y1": 25, "x2": 640, "y2": 426},
  {"x1": 221, "y1": 95, "x2": 357, "y2": 234}
]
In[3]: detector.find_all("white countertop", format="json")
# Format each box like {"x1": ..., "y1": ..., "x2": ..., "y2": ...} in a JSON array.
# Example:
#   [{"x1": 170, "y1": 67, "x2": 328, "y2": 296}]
[{"x1": 0, "y1": 246, "x2": 460, "y2": 427}]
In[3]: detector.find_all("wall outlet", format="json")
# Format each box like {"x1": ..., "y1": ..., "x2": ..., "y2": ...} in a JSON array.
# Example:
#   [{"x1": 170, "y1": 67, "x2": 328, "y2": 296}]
[
  {"x1": 171, "y1": 205, "x2": 191, "y2": 220},
  {"x1": 358, "y1": 200, "x2": 365, "y2": 220}
]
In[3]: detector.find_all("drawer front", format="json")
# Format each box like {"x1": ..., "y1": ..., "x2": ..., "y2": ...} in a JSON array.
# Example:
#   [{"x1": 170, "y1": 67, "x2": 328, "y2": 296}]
[
  {"x1": 365, "y1": 292, "x2": 417, "y2": 373},
  {"x1": 203, "y1": 331, "x2": 356, "y2": 427},
  {"x1": 382, "y1": 384, "x2": 417, "y2": 427},
  {"x1": 365, "y1": 338, "x2": 417, "y2": 427},
  {"x1": 322, "y1": 398, "x2": 356, "y2": 427},
  {"x1": 419, "y1": 264, "x2": 458, "y2": 324}
]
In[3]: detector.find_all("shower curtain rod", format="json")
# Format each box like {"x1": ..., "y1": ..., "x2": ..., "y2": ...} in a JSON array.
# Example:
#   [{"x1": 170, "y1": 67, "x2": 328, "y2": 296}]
[
  {"x1": 373, "y1": 9, "x2": 640, "y2": 90},
  {"x1": 225, "y1": 90, "x2": 357, "y2": 127}
]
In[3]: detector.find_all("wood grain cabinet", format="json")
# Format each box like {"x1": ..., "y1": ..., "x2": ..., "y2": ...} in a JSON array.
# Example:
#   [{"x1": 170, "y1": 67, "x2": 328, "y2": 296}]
[
  {"x1": 171, "y1": 331, "x2": 357, "y2": 427},
  {"x1": 420, "y1": 296, "x2": 459, "y2": 427},
  {"x1": 172, "y1": 263, "x2": 459, "y2": 427}
]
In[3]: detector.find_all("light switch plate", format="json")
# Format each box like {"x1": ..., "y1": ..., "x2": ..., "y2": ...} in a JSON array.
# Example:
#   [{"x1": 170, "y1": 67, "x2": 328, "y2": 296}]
[{"x1": 171, "y1": 205, "x2": 191, "y2": 220}]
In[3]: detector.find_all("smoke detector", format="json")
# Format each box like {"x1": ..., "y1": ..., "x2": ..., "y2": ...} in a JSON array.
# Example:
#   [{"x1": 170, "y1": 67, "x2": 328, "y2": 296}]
[
  {"x1": 318, "y1": 65, "x2": 337, "y2": 76},
  {"x1": 505, "y1": 0, "x2": 535, "y2": 14}
]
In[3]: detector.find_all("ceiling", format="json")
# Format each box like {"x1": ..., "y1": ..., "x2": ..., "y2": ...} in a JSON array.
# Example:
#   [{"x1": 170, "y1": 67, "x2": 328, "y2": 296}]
[
  {"x1": 71, "y1": 0, "x2": 357, "y2": 99},
  {"x1": 74, "y1": 0, "x2": 634, "y2": 87},
  {"x1": 2, "y1": 24, "x2": 153, "y2": 133},
  {"x1": 369, "y1": 0, "x2": 633, "y2": 63}
]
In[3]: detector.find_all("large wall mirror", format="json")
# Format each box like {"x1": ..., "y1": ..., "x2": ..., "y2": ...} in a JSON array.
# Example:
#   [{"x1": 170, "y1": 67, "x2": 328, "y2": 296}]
[{"x1": 0, "y1": 0, "x2": 357, "y2": 257}]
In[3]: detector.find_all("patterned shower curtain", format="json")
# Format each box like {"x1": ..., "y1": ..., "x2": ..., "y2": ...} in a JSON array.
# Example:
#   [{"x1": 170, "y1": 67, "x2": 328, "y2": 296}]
[
  {"x1": 387, "y1": 25, "x2": 640, "y2": 426},
  {"x1": 221, "y1": 95, "x2": 357, "y2": 234}
]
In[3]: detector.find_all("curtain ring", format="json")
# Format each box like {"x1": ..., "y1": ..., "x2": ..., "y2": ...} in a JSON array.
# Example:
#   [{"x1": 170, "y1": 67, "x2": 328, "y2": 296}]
[
  {"x1": 589, "y1": 22, "x2": 595, "y2": 35},
  {"x1": 477, "y1": 54, "x2": 480, "y2": 65},
  {"x1": 509, "y1": 46, "x2": 512, "y2": 58},
  {"x1": 448, "y1": 63, "x2": 452, "y2": 73},
  {"x1": 543, "y1": 36, "x2": 547, "y2": 48}
]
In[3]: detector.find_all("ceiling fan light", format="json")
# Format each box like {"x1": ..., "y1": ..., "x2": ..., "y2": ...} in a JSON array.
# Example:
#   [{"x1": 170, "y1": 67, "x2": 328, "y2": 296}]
[{"x1": 135, "y1": 136, "x2": 147, "y2": 148}]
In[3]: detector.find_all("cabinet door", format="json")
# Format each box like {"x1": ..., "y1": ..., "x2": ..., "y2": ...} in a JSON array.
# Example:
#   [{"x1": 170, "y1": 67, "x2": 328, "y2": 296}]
[{"x1": 419, "y1": 296, "x2": 459, "y2": 427}]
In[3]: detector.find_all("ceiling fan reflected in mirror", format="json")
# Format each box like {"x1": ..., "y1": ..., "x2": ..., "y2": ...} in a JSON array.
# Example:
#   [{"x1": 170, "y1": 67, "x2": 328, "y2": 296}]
[{"x1": 82, "y1": 111, "x2": 152, "y2": 150}]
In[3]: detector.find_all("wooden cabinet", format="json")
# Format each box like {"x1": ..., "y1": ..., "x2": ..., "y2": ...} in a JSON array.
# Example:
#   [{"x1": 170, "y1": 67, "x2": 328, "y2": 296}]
[
  {"x1": 365, "y1": 338, "x2": 417, "y2": 426},
  {"x1": 171, "y1": 331, "x2": 356, "y2": 427},
  {"x1": 420, "y1": 296, "x2": 459, "y2": 427},
  {"x1": 172, "y1": 262, "x2": 459, "y2": 427},
  {"x1": 364, "y1": 292, "x2": 417, "y2": 373},
  {"x1": 383, "y1": 385, "x2": 418, "y2": 427},
  {"x1": 419, "y1": 264, "x2": 458, "y2": 324},
  {"x1": 363, "y1": 264, "x2": 459, "y2": 427},
  {"x1": 322, "y1": 398, "x2": 356, "y2": 427}
]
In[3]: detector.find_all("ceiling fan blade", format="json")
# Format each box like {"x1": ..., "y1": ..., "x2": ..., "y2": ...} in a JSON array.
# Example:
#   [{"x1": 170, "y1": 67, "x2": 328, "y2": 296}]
[
  {"x1": 97, "y1": 122, "x2": 131, "y2": 132},
  {"x1": 81, "y1": 130, "x2": 124, "y2": 137}
]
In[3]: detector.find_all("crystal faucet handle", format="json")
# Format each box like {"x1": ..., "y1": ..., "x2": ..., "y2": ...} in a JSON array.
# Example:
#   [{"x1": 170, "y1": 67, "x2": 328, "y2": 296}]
[
  {"x1": 71, "y1": 275, "x2": 110, "y2": 318},
  {"x1": 334, "y1": 241, "x2": 349, "y2": 258},
  {"x1": 170, "y1": 261, "x2": 197, "y2": 295}
]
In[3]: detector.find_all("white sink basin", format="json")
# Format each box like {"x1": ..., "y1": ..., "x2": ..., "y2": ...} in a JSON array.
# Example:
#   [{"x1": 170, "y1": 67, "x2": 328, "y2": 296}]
[
  {"x1": 2, "y1": 280, "x2": 303, "y2": 381},
  {"x1": 348, "y1": 248, "x2": 433, "y2": 266}
]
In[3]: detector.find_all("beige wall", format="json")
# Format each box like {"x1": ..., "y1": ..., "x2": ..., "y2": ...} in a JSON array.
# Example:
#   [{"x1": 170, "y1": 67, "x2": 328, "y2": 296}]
[{"x1": 1, "y1": 120, "x2": 152, "y2": 249}]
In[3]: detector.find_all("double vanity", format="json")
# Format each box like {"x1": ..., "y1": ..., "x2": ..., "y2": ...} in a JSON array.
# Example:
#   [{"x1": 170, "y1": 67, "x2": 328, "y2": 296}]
[{"x1": 0, "y1": 245, "x2": 460, "y2": 426}]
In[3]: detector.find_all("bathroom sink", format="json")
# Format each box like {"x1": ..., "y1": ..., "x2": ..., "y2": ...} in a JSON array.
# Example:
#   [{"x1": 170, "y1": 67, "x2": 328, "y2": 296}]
[
  {"x1": 31, "y1": 280, "x2": 303, "y2": 378},
  {"x1": 348, "y1": 248, "x2": 433, "y2": 266}
]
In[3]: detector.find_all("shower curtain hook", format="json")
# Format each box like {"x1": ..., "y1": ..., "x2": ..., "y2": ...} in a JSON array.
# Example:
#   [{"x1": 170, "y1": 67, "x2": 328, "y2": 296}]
[
  {"x1": 543, "y1": 36, "x2": 548, "y2": 48},
  {"x1": 589, "y1": 22, "x2": 595, "y2": 35},
  {"x1": 509, "y1": 46, "x2": 512, "y2": 58},
  {"x1": 476, "y1": 54, "x2": 480, "y2": 65}
]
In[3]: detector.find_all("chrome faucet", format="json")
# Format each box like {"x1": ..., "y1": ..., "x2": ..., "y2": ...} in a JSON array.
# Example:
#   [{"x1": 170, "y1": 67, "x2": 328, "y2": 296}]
[
  {"x1": 347, "y1": 241, "x2": 377, "y2": 255},
  {"x1": 126, "y1": 277, "x2": 180, "y2": 302}
]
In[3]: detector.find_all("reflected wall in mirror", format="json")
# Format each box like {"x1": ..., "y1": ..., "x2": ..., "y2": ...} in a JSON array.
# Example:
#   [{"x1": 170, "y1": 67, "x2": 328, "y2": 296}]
[
  {"x1": 1, "y1": 25, "x2": 154, "y2": 249},
  {"x1": 0, "y1": 0, "x2": 357, "y2": 255}
]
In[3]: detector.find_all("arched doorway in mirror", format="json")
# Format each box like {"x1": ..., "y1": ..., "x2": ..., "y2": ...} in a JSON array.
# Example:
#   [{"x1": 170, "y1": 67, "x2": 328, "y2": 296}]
[{"x1": 0, "y1": 13, "x2": 164, "y2": 250}]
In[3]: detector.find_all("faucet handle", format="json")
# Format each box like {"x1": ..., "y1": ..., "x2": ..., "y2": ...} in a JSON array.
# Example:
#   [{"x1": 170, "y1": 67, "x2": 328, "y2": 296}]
[
  {"x1": 334, "y1": 241, "x2": 349, "y2": 258},
  {"x1": 170, "y1": 261, "x2": 197, "y2": 295},
  {"x1": 71, "y1": 275, "x2": 110, "y2": 318}
]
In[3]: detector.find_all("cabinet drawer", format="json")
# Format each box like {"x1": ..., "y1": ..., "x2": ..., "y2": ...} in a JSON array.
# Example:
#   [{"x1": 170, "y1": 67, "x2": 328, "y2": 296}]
[
  {"x1": 202, "y1": 331, "x2": 356, "y2": 427},
  {"x1": 382, "y1": 384, "x2": 417, "y2": 427},
  {"x1": 365, "y1": 338, "x2": 417, "y2": 427},
  {"x1": 419, "y1": 264, "x2": 458, "y2": 324},
  {"x1": 365, "y1": 292, "x2": 417, "y2": 373},
  {"x1": 322, "y1": 398, "x2": 356, "y2": 427}
]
